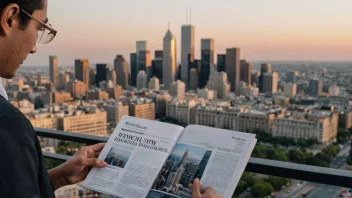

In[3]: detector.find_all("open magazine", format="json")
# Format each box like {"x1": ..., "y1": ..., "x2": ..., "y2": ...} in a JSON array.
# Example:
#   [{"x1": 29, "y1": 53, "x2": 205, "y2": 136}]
[{"x1": 82, "y1": 116, "x2": 257, "y2": 198}]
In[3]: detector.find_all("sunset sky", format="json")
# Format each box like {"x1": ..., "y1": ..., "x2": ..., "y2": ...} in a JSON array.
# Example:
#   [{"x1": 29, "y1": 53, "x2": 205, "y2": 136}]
[{"x1": 24, "y1": 0, "x2": 352, "y2": 66}]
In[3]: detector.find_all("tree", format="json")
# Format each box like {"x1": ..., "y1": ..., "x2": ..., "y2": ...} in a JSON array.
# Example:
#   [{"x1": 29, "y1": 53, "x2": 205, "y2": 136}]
[
  {"x1": 271, "y1": 151, "x2": 289, "y2": 162},
  {"x1": 306, "y1": 139, "x2": 318, "y2": 147},
  {"x1": 251, "y1": 182, "x2": 274, "y2": 198},
  {"x1": 297, "y1": 138, "x2": 308, "y2": 148},
  {"x1": 288, "y1": 150, "x2": 306, "y2": 164},
  {"x1": 337, "y1": 129, "x2": 350, "y2": 144},
  {"x1": 267, "y1": 176, "x2": 289, "y2": 191},
  {"x1": 322, "y1": 145, "x2": 339, "y2": 158},
  {"x1": 315, "y1": 152, "x2": 330, "y2": 163},
  {"x1": 306, "y1": 155, "x2": 329, "y2": 167},
  {"x1": 56, "y1": 141, "x2": 85, "y2": 156}
]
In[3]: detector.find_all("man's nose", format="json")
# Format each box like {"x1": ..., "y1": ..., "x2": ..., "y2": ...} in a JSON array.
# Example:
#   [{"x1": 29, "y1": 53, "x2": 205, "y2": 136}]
[{"x1": 30, "y1": 45, "x2": 37, "y2": 54}]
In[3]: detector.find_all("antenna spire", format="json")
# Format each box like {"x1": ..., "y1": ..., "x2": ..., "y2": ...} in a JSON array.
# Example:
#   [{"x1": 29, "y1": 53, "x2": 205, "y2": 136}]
[
  {"x1": 186, "y1": 9, "x2": 188, "y2": 24},
  {"x1": 190, "y1": 8, "x2": 192, "y2": 25},
  {"x1": 168, "y1": 21, "x2": 170, "y2": 29}
]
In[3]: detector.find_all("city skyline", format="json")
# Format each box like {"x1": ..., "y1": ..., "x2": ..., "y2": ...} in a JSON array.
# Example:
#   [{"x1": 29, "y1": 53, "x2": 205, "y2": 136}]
[{"x1": 22, "y1": 0, "x2": 352, "y2": 66}]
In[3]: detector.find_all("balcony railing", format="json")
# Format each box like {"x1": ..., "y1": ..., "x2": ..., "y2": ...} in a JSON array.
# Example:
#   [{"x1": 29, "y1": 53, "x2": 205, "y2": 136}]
[{"x1": 36, "y1": 128, "x2": 352, "y2": 189}]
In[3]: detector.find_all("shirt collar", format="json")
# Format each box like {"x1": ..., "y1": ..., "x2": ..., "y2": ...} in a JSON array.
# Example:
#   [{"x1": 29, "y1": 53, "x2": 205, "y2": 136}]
[{"x1": 0, "y1": 77, "x2": 8, "y2": 101}]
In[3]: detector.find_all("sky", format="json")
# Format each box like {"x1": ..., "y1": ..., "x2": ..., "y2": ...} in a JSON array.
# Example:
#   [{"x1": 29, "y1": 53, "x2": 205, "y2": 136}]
[
  {"x1": 172, "y1": 143, "x2": 207, "y2": 161},
  {"x1": 23, "y1": 0, "x2": 352, "y2": 66}
]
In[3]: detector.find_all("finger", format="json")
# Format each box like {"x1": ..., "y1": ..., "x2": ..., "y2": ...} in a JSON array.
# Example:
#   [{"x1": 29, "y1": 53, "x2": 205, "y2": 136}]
[
  {"x1": 188, "y1": 183, "x2": 193, "y2": 189},
  {"x1": 88, "y1": 143, "x2": 106, "y2": 152},
  {"x1": 95, "y1": 151, "x2": 101, "y2": 157},
  {"x1": 81, "y1": 157, "x2": 107, "y2": 168},
  {"x1": 191, "y1": 178, "x2": 201, "y2": 197},
  {"x1": 203, "y1": 187, "x2": 217, "y2": 196}
]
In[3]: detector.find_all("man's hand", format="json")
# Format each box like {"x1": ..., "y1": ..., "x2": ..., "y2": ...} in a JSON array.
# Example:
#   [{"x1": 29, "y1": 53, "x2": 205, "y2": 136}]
[
  {"x1": 190, "y1": 178, "x2": 223, "y2": 198},
  {"x1": 48, "y1": 143, "x2": 107, "y2": 190}
]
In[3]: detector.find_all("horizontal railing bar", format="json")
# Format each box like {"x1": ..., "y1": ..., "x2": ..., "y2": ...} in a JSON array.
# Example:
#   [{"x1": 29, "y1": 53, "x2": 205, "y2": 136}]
[
  {"x1": 35, "y1": 128, "x2": 108, "y2": 145},
  {"x1": 38, "y1": 128, "x2": 352, "y2": 188},
  {"x1": 43, "y1": 152, "x2": 71, "y2": 161},
  {"x1": 245, "y1": 157, "x2": 352, "y2": 188}
]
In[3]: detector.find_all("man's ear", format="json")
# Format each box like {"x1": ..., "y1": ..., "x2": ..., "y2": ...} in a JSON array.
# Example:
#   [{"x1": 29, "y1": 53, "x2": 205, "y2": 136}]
[{"x1": 0, "y1": 4, "x2": 20, "y2": 36}]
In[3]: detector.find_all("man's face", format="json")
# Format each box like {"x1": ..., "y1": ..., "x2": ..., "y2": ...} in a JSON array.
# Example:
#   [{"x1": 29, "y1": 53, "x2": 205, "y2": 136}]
[{"x1": 1, "y1": 0, "x2": 48, "y2": 79}]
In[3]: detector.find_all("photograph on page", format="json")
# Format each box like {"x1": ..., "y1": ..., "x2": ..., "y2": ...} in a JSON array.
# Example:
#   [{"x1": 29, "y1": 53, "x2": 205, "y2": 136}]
[
  {"x1": 104, "y1": 147, "x2": 132, "y2": 168},
  {"x1": 150, "y1": 143, "x2": 212, "y2": 197}
]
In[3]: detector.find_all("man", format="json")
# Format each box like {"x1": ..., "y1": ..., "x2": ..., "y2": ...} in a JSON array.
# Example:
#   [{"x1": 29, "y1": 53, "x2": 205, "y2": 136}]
[
  {"x1": 0, "y1": 0, "x2": 223, "y2": 197},
  {"x1": 104, "y1": 152, "x2": 116, "y2": 165}
]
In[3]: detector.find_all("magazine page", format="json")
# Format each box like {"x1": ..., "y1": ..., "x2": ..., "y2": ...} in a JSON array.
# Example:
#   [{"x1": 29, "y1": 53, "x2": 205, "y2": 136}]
[
  {"x1": 148, "y1": 125, "x2": 256, "y2": 198},
  {"x1": 82, "y1": 116, "x2": 185, "y2": 198}
]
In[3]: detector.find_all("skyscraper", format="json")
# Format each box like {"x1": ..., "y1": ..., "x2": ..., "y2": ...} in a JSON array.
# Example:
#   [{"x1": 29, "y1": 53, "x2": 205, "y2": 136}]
[
  {"x1": 89, "y1": 69, "x2": 96, "y2": 87},
  {"x1": 172, "y1": 149, "x2": 189, "y2": 187},
  {"x1": 283, "y1": 83, "x2": 297, "y2": 97},
  {"x1": 149, "y1": 76, "x2": 160, "y2": 91},
  {"x1": 37, "y1": 73, "x2": 43, "y2": 86},
  {"x1": 170, "y1": 80, "x2": 185, "y2": 100},
  {"x1": 114, "y1": 55, "x2": 129, "y2": 88},
  {"x1": 225, "y1": 48, "x2": 240, "y2": 92},
  {"x1": 163, "y1": 29, "x2": 177, "y2": 90},
  {"x1": 199, "y1": 38, "x2": 215, "y2": 89},
  {"x1": 309, "y1": 79, "x2": 323, "y2": 96},
  {"x1": 67, "y1": 80, "x2": 86, "y2": 98},
  {"x1": 57, "y1": 72, "x2": 70, "y2": 90},
  {"x1": 107, "y1": 69, "x2": 117, "y2": 87},
  {"x1": 181, "y1": 25, "x2": 195, "y2": 84},
  {"x1": 287, "y1": 71, "x2": 297, "y2": 83},
  {"x1": 259, "y1": 63, "x2": 272, "y2": 92},
  {"x1": 130, "y1": 53, "x2": 137, "y2": 86},
  {"x1": 194, "y1": 151, "x2": 211, "y2": 180},
  {"x1": 138, "y1": 50, "x2": 152, "y2": 81},
  {"x1": 252, "y1": 72, "x2": 260, "y2": 85},
  {"x1": 75, "y1": 59, "x2": 90, "y2": 89},
  {"x1": 263, "y1": 72, "x2": 278, "y2": 94},
  {"x1": 240, "y1": 59, "x2": 252, "y2": 85},
  {"x1": 189, "y1": 68, "x2": 198, "y2": 90},
  {"x1": 152, "y1": 50, "x2": 163, "y2": 83},
  {"x1": 49, "y1": 56, "x2": 59, "y2": 87},
  {"x1": 136, "y1": 40, "x2": 147, "y2": 68},
  {"x1": 96, "y1": 64, "x2": 109, "y2": 87},
  {"x1": 206, "y1": 71, "x2": 231, "y2": 99},
  {"x1": 260, "y1": 63, "x2": 272, "y2": 74},
  {"x1": 136, "y1": 70, "x2": 147, "y2": 90},
  {"x1": 179, "y1": 149, "x2": 189, "y2": 168},
  {"x1": 217, "y1": 54, "x2": 226, "y2": 72}
]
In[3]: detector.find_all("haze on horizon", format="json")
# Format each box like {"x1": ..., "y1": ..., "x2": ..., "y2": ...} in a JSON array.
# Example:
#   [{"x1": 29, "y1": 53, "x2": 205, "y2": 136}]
[{"x1": 23, "y1": 0, "x2": 352, "y2": 66}]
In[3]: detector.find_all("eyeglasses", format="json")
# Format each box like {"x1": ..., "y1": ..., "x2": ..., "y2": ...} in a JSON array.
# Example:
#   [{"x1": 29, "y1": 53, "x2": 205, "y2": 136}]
[{"x1": 21, "y1": 9, "x2": 57, "y2": 44}]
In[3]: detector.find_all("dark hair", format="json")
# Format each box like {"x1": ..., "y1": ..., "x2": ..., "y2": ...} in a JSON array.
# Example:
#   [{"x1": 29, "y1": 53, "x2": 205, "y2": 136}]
[{"x1": 0, "y1": 0, "x2": 44, "y2": 28}]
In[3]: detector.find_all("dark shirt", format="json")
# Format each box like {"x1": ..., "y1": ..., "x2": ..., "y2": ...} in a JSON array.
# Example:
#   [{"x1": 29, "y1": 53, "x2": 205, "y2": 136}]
[{"x1": 0, "y1": 96, "x2": 55, "y2": 198}]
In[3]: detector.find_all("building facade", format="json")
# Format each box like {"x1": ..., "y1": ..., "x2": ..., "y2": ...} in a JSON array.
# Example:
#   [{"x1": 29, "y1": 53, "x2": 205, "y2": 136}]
[
  {"x1": 114, "y1": 55, "x2": 129, "y2": 88},
  {"x1": 129, "y1": 102, "x2": 155, "y2": 120},
  {"x1": 67, "y1": 80, "x2": 86, "y2": 98},
  {"x1": 58, "y1": 111, "x2": 108, "y2": 136},
  {"x1": 49, "y1": 56, "x2": 59, "y2": 88},
  {"x1": 75, "y1": 59, "x2": 90, "y2": 89},
  {"x1": 263, "y1": 72, "x2": 278, "y2": 94},
  {"x1": 170, "y1": 80, "x2": 186, "y2": 100},
  {"x1": 181, "y1": 25, "x2": 195, "y2": 84},
  {"x1": 199, "y1": 39, "x2": 215, "y2": 88},
  {"x1": 163, "y1": 29, "x2": 177, "y2": 90},
  {"x1": 225, "y1": 48, "x2": 240, "y2": 92},
  {"x1": 240, "y1": 59, "x2": 252, "y2": 85}
]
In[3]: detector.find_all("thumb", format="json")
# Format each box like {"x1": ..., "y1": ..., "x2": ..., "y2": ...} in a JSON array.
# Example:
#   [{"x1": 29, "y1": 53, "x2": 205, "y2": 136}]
[
  {"x1": 191, "y1": 178, "x2": 201, "y2": 197},
  {"x1": 81, "y1": 158, "x2": 107, "y2": 168}
]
